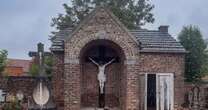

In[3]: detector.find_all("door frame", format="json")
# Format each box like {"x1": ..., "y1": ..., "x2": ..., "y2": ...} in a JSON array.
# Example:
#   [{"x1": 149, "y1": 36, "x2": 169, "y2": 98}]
[
  {"x1": 140, "y1": 73, "x2": 174, "y2": 110},
  {"x1": 156, "y1": 73, "x2": 174, "y2": 110},
  {"x1": 139, "y1": 73, "x2": 147, "y2": 110}
]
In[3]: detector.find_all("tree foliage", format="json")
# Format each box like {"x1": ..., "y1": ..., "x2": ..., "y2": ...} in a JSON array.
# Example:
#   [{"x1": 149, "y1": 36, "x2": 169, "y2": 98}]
[
  {"x1": 44, "y1": 56, "x2": 53, "y2": 77},
  {"x1": 51, "y1": 0, "x2": 154, "y2": 30},
  {"x1": 0, "y1": 50, "x2": 7, "y2": 74},
  {"x1": 29, "y1": 56, "x2": 53, "y2": 77},
  {"x1": 29, "y1": 64, "x2": 39, "y2": 76},
  {"x1": 178, "y1": 25, "x2": 208, "y2": 82}
]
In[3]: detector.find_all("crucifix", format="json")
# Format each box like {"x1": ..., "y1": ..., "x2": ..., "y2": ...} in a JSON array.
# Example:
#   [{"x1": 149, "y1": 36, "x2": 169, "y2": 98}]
[
  {"x1": 87, "y1": 46, "x2": 118, "y2": 108},
  {"x1": 29, "y1": 43, "x2": 51, "y2": 109},
  {"x1": 89, "y1": 57, "x2": 115, "y2": 94}
]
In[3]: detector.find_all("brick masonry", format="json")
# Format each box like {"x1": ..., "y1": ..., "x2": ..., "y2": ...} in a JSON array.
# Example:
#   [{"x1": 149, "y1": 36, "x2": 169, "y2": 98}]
[
  {"x1": 51, "y1": 8, "x2": 187, "y2": 110},
  {"x1": 139, "y1": 53, "x2": 186, "y2": 107},
  {"x1": 63, "y1": 8, "x2": 139, "y2": 110},
  {"x1": 1, "y1": 77, "x2": 37, "y2": 103},
  {"x1": 52, "y1": 52, "x2": 65, "y2": 110}
]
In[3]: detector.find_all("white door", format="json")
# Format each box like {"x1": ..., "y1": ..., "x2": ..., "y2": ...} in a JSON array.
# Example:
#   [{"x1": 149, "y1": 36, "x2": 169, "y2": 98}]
[
  {"x1": 140, "y1": 74, "x2": 147, "y2": 110},
  {"x1": 156, "y1": 73, "x2": 174, "y2": 110}
]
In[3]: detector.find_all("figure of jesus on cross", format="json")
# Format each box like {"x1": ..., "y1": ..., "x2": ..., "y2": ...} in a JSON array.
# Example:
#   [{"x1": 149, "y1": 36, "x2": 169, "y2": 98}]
[{"x1": 89, "y1": 57, "x2": 115, "y2": 94}]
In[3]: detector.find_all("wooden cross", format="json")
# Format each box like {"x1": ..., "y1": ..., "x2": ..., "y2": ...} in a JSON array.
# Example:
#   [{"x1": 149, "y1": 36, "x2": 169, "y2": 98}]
[{"x1": 86, "y1": 46, "x2": 119, "y2": 64}]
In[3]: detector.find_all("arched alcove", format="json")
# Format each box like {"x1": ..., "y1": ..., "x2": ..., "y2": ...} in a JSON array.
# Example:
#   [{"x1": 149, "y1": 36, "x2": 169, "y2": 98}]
[{"x1": 79, "y1": 40, "x2": 126, "y2": 109}]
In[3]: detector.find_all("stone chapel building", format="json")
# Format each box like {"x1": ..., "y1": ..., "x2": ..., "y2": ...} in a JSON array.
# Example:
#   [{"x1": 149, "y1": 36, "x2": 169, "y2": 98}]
[{"x1": 50, "y1": 7, "x2": 186, "y2": 110}]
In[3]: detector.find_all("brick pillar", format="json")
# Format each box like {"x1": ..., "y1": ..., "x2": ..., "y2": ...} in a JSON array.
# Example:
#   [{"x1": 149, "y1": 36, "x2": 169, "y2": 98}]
[
  {"x1": 52, "y1": 53, "x2": 64, "y2": 110},
  {"x1": 64, "y1": 61, "x2": 81, "y2": 110},
  {"x1": 125, "y1": 59, "x2": 139, "y2": 110},
  {"x1": 174, "y1": 56, "x2": 185, "y2": 107},
  {"x1": 120, "y1": 64, "x2": 127, "y2": 110}
]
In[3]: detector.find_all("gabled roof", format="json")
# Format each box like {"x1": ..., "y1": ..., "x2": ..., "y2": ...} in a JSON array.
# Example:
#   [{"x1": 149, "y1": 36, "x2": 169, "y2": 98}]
[
  {"x1": 50, "y1": 28, "x2": 72, "y2": 51},
  {"x1": 51, "y1": 27, "x2": 186, "y2": 53},
  {"x1": 50, "y1": 7, "x2": 186, "y2": 53},
  {"x1": 63, "y1": 7, "x2": 139, "y2": 46},
  {"x1": 130, "y1": 29, "x2": 186, "y2": 53}
]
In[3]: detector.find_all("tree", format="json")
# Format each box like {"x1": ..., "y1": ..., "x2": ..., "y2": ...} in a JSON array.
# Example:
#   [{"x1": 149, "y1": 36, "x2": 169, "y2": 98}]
[
  {"x1": 178, "y1": 25, "x2": 208, "y2": 82},
  {"x1": 29, "y1": 56, "x2": 53, "y2": 77},
  {"x1": 29, "y1": 64, "x2": 39, "y2": 76},
  {"x1": 44, "y1": 56, "x2": 53, "y2": 77},
  {"x1": 0, "y1": 50, "x2": 7, "y2": 74},
  {"x1": 51, "y1": 0, "x2": 154, "y2": 30}
]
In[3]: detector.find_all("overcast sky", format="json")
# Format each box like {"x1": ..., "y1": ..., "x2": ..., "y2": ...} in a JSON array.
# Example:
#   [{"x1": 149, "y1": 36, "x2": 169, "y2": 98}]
[{"x1": 0, "y1": 0, "x2": 208, "y2": 59}]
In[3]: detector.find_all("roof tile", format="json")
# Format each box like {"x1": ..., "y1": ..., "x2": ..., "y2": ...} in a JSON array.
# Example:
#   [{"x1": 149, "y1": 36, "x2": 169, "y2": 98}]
[{"x1": 50, "y1": 28, "x2": 186, "y2": 53}]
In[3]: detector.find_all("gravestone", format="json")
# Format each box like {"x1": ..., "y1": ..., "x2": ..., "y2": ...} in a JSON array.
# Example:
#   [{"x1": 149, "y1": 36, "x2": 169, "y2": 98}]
[
  {"x1": 188, "y1": 86, "x2": 203, "y2": 110},
  {"x1": 0, "y1": 89, "x2": 6, "y2": 103}
]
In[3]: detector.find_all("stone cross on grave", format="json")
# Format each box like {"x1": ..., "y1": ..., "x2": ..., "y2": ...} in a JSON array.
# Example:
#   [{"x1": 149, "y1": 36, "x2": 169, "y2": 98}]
[
  {"x1": 37, "y1": 43, "x2": 45, "y2": 77},
  {"x1": 29, "y1": 43, "x2": 54, "y2": 109},
  {"x1": 29, "y1": 43, "x2": 52, "y2": 77}
]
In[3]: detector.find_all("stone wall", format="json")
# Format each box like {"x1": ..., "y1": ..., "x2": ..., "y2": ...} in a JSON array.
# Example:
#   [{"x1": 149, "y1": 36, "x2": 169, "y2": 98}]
[
  {"x1": 0, "y1": 76, "x2": 56, "y2": 109},
  {"x1": 3, "y1": 77, "x2": 37, "y2": 103}
]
